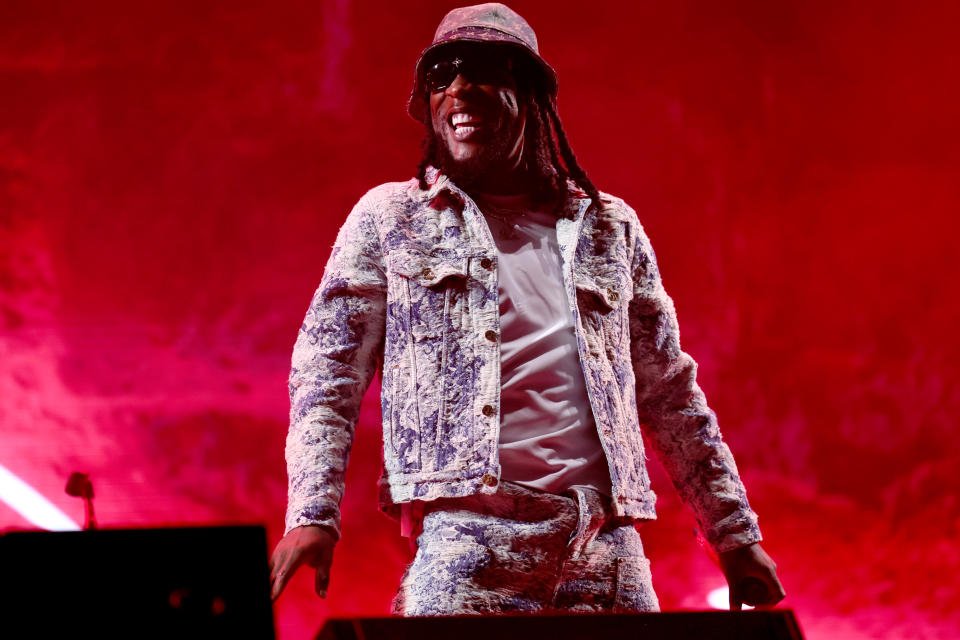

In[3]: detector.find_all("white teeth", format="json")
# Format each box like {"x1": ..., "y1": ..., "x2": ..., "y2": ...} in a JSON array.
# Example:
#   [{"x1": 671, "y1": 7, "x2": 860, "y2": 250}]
[{"x1": 451, "y1": 112, "x2": 482, "y2": 127}]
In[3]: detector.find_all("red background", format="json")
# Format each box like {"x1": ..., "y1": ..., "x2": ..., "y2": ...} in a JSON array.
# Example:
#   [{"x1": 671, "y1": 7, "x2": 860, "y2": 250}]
[{"x1": 2, "y1": 1, "x2": 958, "y2": 638}]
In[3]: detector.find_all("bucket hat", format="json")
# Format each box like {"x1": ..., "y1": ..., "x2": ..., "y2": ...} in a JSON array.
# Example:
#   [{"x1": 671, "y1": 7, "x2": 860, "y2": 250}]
[{"x1": 406, "y1": 3, "x2": 558, "y2": 122}]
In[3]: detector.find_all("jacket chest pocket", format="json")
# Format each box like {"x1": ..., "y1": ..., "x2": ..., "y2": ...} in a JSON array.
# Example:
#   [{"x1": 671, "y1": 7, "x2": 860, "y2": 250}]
[
  {"x1": 574, "y1": 266, "x2": 630, "y2": 358},
  {"x1": 389, "y1": 249, "x2": 470, "y2": 339},
  {"x1": 386, "y1": 249, "x2": 473, "y2": 473}
]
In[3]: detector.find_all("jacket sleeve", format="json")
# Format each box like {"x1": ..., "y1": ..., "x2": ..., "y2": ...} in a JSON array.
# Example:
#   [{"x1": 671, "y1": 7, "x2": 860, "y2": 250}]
[
  {"x1": 284, "y1": 193, "x2": 387, "y2": 539},
  {"x1": 628, "y1": 221, "x2": 762, "y2": 553}
]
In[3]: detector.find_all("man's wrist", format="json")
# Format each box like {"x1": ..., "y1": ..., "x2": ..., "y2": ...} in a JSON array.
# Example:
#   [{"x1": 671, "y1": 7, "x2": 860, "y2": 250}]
[{"x1": 717, "y1": 541, "x2": 758, "y2": 558}]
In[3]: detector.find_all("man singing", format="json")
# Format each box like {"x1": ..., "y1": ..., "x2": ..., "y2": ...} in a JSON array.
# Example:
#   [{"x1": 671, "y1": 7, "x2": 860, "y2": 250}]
[{"x1": 270, "y1": 3, "x2": 785, "y2": 615}]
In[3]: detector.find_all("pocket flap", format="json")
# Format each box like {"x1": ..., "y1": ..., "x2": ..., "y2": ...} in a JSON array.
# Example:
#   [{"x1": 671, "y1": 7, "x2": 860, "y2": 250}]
[
  {"x1": 388, "y1": 250, "x2": 469, "y2": 288},
  {"x1": 575, "y1": 267, "x2": 628, "y2": 310}
]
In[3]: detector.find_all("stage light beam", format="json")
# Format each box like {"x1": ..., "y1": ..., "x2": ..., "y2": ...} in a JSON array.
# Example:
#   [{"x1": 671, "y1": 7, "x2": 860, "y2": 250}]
[
  {"x1": 707, "y1": 586, "x2": 755, "y2": 610},
  {"x1": 0, "y1": 464, "x2": 81, "y2": 531}
]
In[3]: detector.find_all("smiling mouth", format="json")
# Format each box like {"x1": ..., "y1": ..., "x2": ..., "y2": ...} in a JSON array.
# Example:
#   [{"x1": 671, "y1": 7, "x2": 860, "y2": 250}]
[{"x1": 449, "y1": 111, "x2": 485, "y2": 141}]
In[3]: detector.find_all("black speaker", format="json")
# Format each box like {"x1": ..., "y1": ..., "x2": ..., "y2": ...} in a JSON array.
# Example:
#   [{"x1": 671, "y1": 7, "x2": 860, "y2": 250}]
[
  {"x1": 1, "y1": 525, "x2": 275, "y2": 639},
  {"x1": 317, "y1": 610, "x2": 805, "y2": 640}
]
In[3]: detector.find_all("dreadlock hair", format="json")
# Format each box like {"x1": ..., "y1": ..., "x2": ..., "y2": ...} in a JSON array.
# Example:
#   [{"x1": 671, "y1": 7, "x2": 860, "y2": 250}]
[
  {"x1": 533, "y1": 91, "x2": 619, "y2": 257},
  {"x1": 415, "y1": 82, "x2": 603, "y2": 222}
]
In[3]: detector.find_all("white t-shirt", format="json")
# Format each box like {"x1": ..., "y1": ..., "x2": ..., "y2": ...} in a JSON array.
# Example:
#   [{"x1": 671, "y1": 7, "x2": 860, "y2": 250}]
[{"x1": 476, "y1": 191, "x2": 612, "y2": 497}]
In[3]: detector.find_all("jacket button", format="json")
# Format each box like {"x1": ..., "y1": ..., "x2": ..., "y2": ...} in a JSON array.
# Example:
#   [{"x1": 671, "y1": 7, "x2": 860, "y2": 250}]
[
  {"x1": 607, "y1": 288, "x2": 619, "y2": 301},
  {"x1": 482, "y1": 404, "x2": 495, "y2": 417},
  {"x1": 421, "y1": 268, "x2": 434, "y2": 279},
  {"x1": 484, "y1": 329, "x2": 498, "y2": 342},
  {"x1": 481, "y1": 473, "x2": 497, "y2": 487},
  {"x1": 480, "y1": 257, "x2": 493, "y2": 270}
]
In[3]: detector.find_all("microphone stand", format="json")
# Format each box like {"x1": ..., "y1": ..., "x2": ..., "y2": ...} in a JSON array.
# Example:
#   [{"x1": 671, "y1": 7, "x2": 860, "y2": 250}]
[{"x1": 65, "y1": 472, "x2": 98, "y2": 531}]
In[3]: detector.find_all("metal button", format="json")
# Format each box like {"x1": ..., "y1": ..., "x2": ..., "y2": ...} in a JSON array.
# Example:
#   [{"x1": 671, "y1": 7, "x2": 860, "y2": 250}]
[
  {"x1": 607, "y1": 289, "x2": 619, "y2": 301},
  {"x1": 480, "y1": 257, "x2": 493, "y2": 270},
  {"x1": 482, "y1": 404, "x2": 495, "y2": 417},
  {"x1": 485, "y1": 329, "x2": 498, "y2": 342},
  {"x1": 481, "y1": 473, "x2": 497, "y2": 487},
  {"x1": 421, "y1": 268, "x2": 434, "y2": 279}
]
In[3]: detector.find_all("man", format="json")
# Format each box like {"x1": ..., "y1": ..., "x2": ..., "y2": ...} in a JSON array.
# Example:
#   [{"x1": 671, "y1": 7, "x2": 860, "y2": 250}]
[{"x1": 270, "y1": 3, "x2": 785, "y2": 615}]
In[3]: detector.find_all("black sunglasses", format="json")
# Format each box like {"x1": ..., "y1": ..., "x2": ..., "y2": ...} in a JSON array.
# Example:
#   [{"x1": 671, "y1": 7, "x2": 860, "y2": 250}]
[{"x1": 422, "y1": 49, "x2": 517, "y2": 93}]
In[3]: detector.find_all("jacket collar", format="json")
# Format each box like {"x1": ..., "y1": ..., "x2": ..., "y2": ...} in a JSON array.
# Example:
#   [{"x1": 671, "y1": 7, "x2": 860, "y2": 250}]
[
  {"x1": 408, "y1": 166, "x2": 453, "y2": 203},
  {"x1": 408, "y1": 165, "x2": 592, "y2": 221}
]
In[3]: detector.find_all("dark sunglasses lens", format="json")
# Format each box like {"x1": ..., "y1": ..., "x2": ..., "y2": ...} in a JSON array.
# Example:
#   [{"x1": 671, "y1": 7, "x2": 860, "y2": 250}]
[
  {"x1": 468, "y1": 60, "x2": 513, "y2": 86},
  {"x1": 424, "y1": 60, "x2": 457, "y2": 92},
  {"x1": 423, "y1": 50, "x2": 516, "y2": 92}
]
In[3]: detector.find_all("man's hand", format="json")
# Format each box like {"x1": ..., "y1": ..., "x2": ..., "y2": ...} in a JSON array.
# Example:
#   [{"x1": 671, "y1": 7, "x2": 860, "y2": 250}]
[
  {"x1": 269, "y1": 525, "x2": 336, "y2": 601},
  {"x1": 717, "y1": 542, "x2": 786, "y2": 610}
]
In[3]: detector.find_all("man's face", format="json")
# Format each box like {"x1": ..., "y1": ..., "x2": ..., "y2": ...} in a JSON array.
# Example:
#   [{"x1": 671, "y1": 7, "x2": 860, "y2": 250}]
[{"x1": 425, "y1": 43, "x2": 527, "y2": 185}]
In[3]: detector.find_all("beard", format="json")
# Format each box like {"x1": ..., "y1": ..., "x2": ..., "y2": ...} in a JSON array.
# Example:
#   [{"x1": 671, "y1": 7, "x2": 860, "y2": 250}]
[{"x1": 431, "y1": 118, "x2": 526, "y2": 192}]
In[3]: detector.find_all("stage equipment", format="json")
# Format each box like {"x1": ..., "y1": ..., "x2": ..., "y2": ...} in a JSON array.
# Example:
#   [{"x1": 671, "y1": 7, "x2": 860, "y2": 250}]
[
  {"x1": 1, "y1": 525, "x2": 274, "y2": 639},
  {"x1": 317, "y1": 610, "x2": 805, "y2": 640}
]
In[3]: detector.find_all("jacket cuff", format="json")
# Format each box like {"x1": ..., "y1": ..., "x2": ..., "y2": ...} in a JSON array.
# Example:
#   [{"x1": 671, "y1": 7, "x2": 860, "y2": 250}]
[
  {"x1": 704, "y1": 511, "x2": 763, "y2": 553},
  {"x1": 284, "y1": 500, "x2": 342, "y2": 541}
]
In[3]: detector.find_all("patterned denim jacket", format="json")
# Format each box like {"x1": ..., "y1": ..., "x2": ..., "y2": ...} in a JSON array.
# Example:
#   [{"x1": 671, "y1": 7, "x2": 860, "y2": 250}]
[{"x1": 284, "y1": 169, "x2": 762, "y2": 553}]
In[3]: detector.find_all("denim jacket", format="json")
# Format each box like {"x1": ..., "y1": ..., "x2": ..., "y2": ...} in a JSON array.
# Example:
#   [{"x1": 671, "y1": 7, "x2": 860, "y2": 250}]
[{"x1": 284, "y1": 169, "x2": 762, "y2": 553}]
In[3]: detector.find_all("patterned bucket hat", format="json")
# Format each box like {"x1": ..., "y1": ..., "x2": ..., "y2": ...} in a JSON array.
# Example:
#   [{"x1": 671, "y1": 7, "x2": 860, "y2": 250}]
[{"x1": 406, "y1": 2, "x2": 559, "y2": 122}]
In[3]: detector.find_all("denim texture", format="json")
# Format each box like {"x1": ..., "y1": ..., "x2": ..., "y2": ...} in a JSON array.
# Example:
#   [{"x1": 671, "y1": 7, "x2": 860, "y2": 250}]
[
  {"x1": 284, "y1": 167, "x2": 762, "y2": 553},
  {"x1": 391, "y1": 481, "x2": 660, "y2": 616}
]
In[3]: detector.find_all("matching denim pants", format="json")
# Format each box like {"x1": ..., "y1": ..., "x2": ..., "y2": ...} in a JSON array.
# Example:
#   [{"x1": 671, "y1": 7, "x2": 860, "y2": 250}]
[{"x1": 391, "y1": 481, "x2": 660, "y2": 616}]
